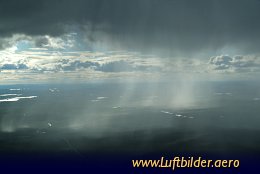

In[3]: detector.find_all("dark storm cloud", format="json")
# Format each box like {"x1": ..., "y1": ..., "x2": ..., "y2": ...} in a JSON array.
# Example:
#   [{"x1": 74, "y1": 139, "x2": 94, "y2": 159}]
[{"x1": 1, "y1": 0, "x2": 260, "y2": 55}]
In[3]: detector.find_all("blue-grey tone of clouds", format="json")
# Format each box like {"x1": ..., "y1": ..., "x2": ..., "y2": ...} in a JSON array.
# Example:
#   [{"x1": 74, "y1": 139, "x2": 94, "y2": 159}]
[
  {"x1": 1, "y1": 63, "x2": 28, "y2": 70},
  {"x1": 209, "y1": 55, "x2": 260, "y2": 72}
]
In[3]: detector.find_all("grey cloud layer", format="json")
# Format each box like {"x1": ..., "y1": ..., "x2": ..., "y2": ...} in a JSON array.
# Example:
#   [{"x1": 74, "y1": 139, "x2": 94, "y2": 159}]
[
  {"x1": 1, "y1": 48, "x2": 259, "y2": 74},
  {"x1": 1, "y1": 0, "x2": 260, "y2": 56},
  {"x1": 209, "y1": 55, "x2": 260, "y2": 72},
  {"x1": 0, "y1": 51, "x2": 161, "y2": 73},
  {"x1": 54, "y1": 59, "x2": 146, "y2": 72}
]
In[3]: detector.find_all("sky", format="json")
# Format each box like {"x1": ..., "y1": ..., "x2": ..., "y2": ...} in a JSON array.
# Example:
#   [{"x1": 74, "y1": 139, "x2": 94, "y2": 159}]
[{"x1": 0, "y1": 0, "x2": 260, "y2": 83}]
